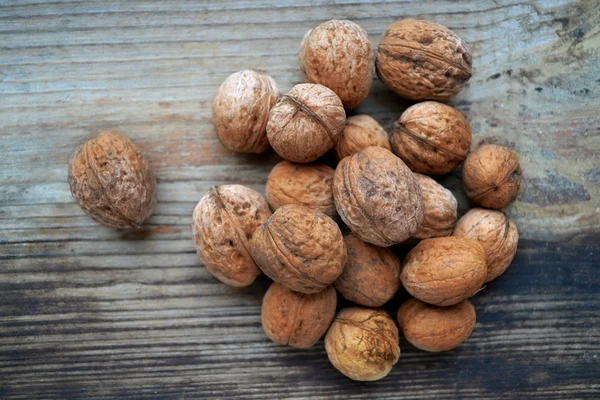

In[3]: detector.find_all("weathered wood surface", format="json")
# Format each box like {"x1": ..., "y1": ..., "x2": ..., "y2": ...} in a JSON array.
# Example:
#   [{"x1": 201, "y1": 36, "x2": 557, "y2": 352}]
[{"x1": 0, "y1": 0, "x2": 599, "y2": 399}]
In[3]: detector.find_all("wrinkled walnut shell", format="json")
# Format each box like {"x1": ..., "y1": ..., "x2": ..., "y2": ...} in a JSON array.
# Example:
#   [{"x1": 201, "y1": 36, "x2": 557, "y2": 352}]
[
  {"x1": 412, "y1": 174, "x2": 458, "y2": 239},
  {"x1": 335, "y1": 115, "x2": 391, "y2": 161},
  {"x1": 68, "y1": 131, "x2": 156, "y2": 229},
  {"x1": 334, "y1": 233, "x2": 400, "y2": 307},
  {"x1": 462, "y1": 144, "x2": 522, "y2": 209},
  {"x1": 333, "y1": 146, "x2": 424, "y2": 247},
  {"x1": 250, "y1": 204, "x2": 347, "y2": 294},
  {"x1": 397, "y1": 298, "x2": 476, "y2": 352},
  {"x1": 376, "y1": 19, "x2": 472, "y2": 101},
  {"x1": 267, "y1": 83, "x2": 346, "y2": 163},
  {"x1": 325, "y1": 308, "x2": 400, "y2": 381},
  {"x1": 400, "y1": 236, "x2": 487, "y2": 306},
  {"x1": 262, "y1": 283, "x2": 337, "y2": 349},
  {"x1": 300, "y1": 20, "x2": 373, "y2": 109},
  {"x1": 192, "y1": 185, "x2": 271, "y2": 287},
  {"x1": 212, "y1": 70, "x2": 280, "y2": 153},
  {"x1": 265, "y1": 160, "x2": 336, "y2": 219},
  {"x1": 453, "y1": 208, "x2": 519, "y2": 282},
  {"x1": 391, "y1": 101, "x2": 471, "y2": 175}
]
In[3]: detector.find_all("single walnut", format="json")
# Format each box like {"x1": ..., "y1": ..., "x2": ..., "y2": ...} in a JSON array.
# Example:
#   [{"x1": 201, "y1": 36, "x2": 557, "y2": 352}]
[
  {"x1": 453, "y1": 208, "x2": 519, "y2": 283},
  {"x1": 192, "y1": 185, "x2": 271, "y2": 287},
  {"x1": 262, "y1": 283, "x2": 337, "y2": 349},
  {"x1": 325, "y1": 308, "x2": 400, "y2": 381},
  {"x1": 267, "y1": 83, "x2": 346, "y2": 163},
  {"x1": 397, "y1": 298, "x2": 476, "y2": 352},
  {"x1": 334, "y1": 233, "x2": 400, "y2": 307},
  {"x1": 212, "y1": 70, "x2": 280, "y2": 153},
  {"x1": 412, "y1": 174, "x2": 458, "y2": 239},
  {"x1": 68, "y1": 131, "x2": 156, "y2": 229},
  {"x1": 462, "y1": 144, "x2": 522, "y2": 209},
  {"x1": 250, "y1": 204, "x2": 346, "y2": 294},
  {"x1": 390, "y1": 101, "x2": 471, "y2": 175},
  {"x1": 333, "y1": 146, "x2": 424, "y2": 247},
  {"x1": 334, "y1": 115, "x2": 391, "y2": 161},
  {"x1": 400, "y1": 237, "x2": 486, "y2": 306},
  {"x1": 265, "y1": 160, "x2": 336, "y2": 219},
  {"x1": 376, "y1": 19, "x2": 472, "y2": 101},
  {"x1": 299, "y1": 20, "x2": 373, "y2": 109}
]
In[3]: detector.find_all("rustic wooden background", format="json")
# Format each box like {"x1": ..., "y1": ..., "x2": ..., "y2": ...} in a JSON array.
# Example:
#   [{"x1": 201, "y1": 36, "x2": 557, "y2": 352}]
[{"x1": 1, "y1": 0, "x2": 599, "y2": 399}]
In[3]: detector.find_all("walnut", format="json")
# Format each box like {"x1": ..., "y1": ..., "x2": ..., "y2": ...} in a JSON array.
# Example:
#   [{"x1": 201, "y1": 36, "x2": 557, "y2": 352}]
[
  {"x1": 68, "y1": 131, "x2": 156, "y2": 229},
  {"x1": 192, "y1": 185, "x2": 271, "y2": 287},
  {"x1": 333, "y1": 146, "x2": 424, "y2": 247},
  {"x1": 250, "y1": 204, "x2": 346, "y2": 294},
  {"x1": 299, "y1": 20, "x2": 373, "y2": 109},
  {"x1": 212, "y1": 70, "x2": 280, "y2": 154},
  {"x1": 334, "y1": 115, "x2": 391, "y2": 161},
  {"x1": 412, "y1": 174, "x2": 458, "y2": 239},
  {"x1": 453, "y1": 208, "x2": 519, "y2": 283},
  {"x1": 325, "y1": 308, "x2": 400, "y2": 381},
  {"x1": 334, "y1": 233, "x2": 400, "y2": 307},
  {"x1": 376, "y1": 19, "x2": 472, "y2": 101},
  {"x1": 462, "y1": 144, "x2": 522, "y2": 209},
  {"x1": 390, "y1": 101, "x2": 471, "y2": 175},
  {"x1": 397, "y1": 298, "x2": 476, "y2": 352},
  {"x1": 400, "y1": 237, "x2": 486, "y2": 306},
  {"x1": 265, "y1": 160, "x2": 336, "y2": 219},
  {"x1": 261, "y1": 283, "x2": 337, "y2": 349},
  {"x1": 267, "y1": 83, "x2": 346, "y2": 163}
]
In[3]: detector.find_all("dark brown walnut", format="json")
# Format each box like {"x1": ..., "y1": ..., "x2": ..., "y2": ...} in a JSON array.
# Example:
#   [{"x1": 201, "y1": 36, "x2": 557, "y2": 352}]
[
  {"x1": 265, "y1": 160, "x2": 336, "y2": 219},
  {"x1": 267, "y1": 83, "x2": 346, "y2": 163},
  {"x1": 250, "y1": 204, "x2": 346, "y2": 294},
  {"x1": 400, "y1": 236, "x2": 486, "y2": 306},
  {"x1": 397, "y1": 298, "x2": 476, "y2": 352},
  {"x1": 462, "y1": 144, "x2": 522, "y2": 209},
  {"x1": 325, "y1": 308, "x2": 400, "y2": 381},
  {"x1": 261, "y1": 283, "x2": 337, "y2": 349},
  {"x1": 68, "y1": 131, "x2": 156, "y2": 229},
  {"x1": 334, "y1": 233, "x2": 400, "y2": 307},
  {"x1": 212, "y1": 70, "x2": 280, "y2": 154},
  {"x1": 334, "y1": 115, "x2": 391, "y2": 161},
  {"x1": 333, "y1": 146, "x2": 424, "y2": 247},
  {"x1": 192, "y1": 185, "x2": 271, "y2": 287},
  {"x1": 299, "y1": 20, "x2": 373, "y2": 109},
  {"x1": 453, "y1": 208, "x2": 519, "y2": 283},
  {"x1": 412, "y1": 174, "x2": 458, "y2": 239},
  {"x1": 376, "y1": 19, "x2": 472, "y2": 101},
  {"x1": 391, "y1": 101, "x2": 471, "y2": 175}
]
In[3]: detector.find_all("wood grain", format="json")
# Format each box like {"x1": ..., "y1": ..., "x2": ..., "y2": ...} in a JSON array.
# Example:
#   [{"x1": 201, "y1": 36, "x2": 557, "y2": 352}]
[{"x1": 1, "y1": 0, "x2": 599, "y2": 399}]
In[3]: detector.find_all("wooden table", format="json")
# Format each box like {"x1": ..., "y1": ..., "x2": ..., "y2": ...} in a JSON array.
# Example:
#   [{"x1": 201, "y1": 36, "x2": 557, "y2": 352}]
[{"x1": 1, "y1": 1, "x2": 599, "y2": 398}]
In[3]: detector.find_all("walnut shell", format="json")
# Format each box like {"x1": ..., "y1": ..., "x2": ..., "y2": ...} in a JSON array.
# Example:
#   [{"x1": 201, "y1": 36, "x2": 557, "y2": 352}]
[
  {"x1": 390, "y1": 101, "x2": 471, "y2": 175},
  {"x1": 334, "y1": 233, "x2": 400, "y2": 307},
  {"x1": 68, "y1": 131, "x2": 156, "y2": 229},
  {"x1": 412, "y1": 174, "x2": 458, "y2": 239},
  {"x1": 212, "y1": 70, "x2": 280, "y2": 153},
  {"x1": 376, "y1": 19, "x2": 472, "y2": 101},
  {"x1": 265, "y1": 160, "x2": 336, "y2": 219},
  {"x1": 334, "y1": 115, "x2": 391, "y2": 161},
  {"x1": 192, "y1": 185, "x2": 271, "y2": 287},
  {"x1": 397, "y1": 298, "x2": 476, "y2": 352},
  {"x1": 333, "y1": 146, "x2": 424, "y2": 247},
  {"x1": 250, "y1": 204, "x2": 347, "y2": 294},
  {"x1": 261, "y1": 283, "x2": 337, "y2": 349},
  {"x1": 453, "y1": 208, "x2": 519, "y2": 283},
  {"x1": 462, "y1": 144, "x2": 522, "y2": 209},
  {"x1": 400, "y1": 237, "x2": 486, "y2": 306},
  {"x1": 267, "y1": 83, "x2": 346, "y2": 163},
  {"x1": 299, "y1": 20, "x2": 373, "y2": 109},
  {"x1": 325, "y1": 308, "x2": 400, "y2": 381}
]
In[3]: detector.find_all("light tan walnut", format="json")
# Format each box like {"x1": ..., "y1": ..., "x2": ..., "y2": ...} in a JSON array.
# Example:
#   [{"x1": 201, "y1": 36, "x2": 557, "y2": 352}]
[
  {"x1": 334, "y1": 115, "x2": 391, "y2": 161},
  {"x1": 412, "y1": 174, "x2": 458, "y2": 239}
]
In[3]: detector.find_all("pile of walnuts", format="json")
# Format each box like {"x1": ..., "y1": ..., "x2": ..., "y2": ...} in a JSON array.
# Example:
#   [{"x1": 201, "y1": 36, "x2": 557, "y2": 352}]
[{"x1": 68, "y1": 19, "x2": 523, "y2": 382}]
